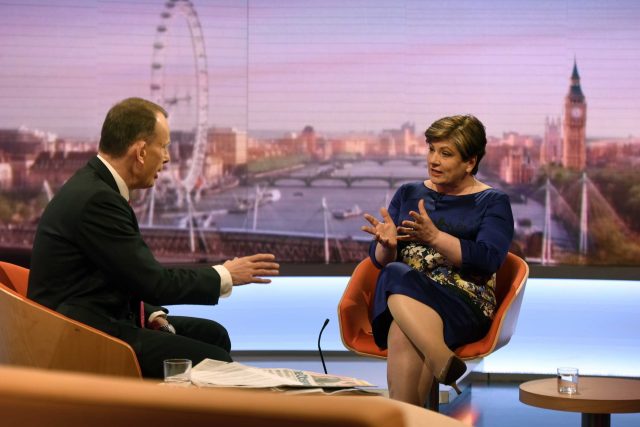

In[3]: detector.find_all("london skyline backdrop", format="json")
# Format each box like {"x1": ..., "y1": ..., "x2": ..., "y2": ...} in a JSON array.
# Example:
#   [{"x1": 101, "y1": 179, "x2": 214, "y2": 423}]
[{"x1": 0, "y1": 0, "x2": 639, "y2": 140}]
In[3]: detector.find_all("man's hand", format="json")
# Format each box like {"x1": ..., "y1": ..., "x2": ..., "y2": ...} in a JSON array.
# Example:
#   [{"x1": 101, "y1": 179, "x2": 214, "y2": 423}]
[
  {"x1": 148, "y1": 316, "x2": 176, "y2": 334},
  {"x1": 223, "y1": 253, "x2": 279, "y2": 285}
]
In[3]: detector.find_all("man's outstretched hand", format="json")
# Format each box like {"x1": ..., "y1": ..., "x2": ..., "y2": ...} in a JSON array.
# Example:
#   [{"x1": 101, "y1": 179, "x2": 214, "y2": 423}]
[{"x1": 223, "y1": 253, "x2": 280, "y2": 285}]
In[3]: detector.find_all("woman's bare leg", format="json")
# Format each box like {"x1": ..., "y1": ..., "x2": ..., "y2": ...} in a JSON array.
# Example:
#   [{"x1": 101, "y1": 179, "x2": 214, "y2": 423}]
[
  {"x1": 386, "y1": 321, "x2": 433, "y2": 406},
  {"x1": 387, "y1": 294, "x2": 455, "y2": 380}
]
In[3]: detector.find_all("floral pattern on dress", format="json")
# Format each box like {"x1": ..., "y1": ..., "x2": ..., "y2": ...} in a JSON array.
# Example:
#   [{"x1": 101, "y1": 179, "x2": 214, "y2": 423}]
[{"x1": 399, "y1": 242, "x2": 496, "y2": 319}]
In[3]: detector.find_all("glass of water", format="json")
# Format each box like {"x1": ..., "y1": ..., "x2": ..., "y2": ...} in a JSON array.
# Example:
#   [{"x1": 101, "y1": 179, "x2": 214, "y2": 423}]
[
  {"x1": 163, "y1": 359, "x2": 192, "y2": 385},
  {"x1": 557, "y1": 367, "x2": 579, "y2": 394}
]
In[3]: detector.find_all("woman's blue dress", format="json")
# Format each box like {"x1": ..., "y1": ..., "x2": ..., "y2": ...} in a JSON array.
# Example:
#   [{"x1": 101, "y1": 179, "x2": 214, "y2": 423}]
[{"x1": 370, "y1": 181, "x2": 514, "y2": 350}]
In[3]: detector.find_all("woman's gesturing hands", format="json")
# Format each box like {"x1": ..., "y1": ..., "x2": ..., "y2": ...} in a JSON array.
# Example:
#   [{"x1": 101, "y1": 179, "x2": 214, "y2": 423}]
[
  {"x1": 362, "y1": 200, "x2": 444, "y2": 267},
  {"x1": 396, "y1": 199, "x2": 440, "y2": 245},
  {"x1": 361, "y1": 207, "x2": 398, "y2": 249}
]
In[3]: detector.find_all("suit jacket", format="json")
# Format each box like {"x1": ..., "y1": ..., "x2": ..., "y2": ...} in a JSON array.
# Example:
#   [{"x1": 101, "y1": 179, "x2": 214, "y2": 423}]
[{"x1": 28, "y1": 156, "x2": 221, "y2": 337}]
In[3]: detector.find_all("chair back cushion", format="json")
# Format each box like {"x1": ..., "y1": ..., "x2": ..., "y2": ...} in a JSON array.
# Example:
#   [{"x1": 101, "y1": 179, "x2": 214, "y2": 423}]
[
  {"x1": 337, "y1": 258, "x2": 387, "y2": 357},
  {"x1": 455, "y1": 252, "x2": 528, "y2": 359},
  {"x1": 0, "y1": 261, "x2": 29, "y2": 296}
]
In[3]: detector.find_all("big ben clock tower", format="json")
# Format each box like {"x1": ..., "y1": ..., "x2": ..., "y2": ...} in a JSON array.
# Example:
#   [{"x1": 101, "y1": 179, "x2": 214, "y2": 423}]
[{"x1": 562, "y1": 60, "x2": 587, "y2": 170}]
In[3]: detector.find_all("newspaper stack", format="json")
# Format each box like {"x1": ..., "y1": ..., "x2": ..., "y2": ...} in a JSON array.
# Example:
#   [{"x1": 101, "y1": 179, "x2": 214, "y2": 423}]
[{"x1": 191, "y1": 359, "x2": 375, "y2": 391}]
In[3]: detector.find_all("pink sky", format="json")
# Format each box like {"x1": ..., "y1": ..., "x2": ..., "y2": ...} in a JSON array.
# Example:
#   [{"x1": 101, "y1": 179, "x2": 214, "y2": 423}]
[{"x1": 0, "y1": 0, "x2": 638, "y2": 139}]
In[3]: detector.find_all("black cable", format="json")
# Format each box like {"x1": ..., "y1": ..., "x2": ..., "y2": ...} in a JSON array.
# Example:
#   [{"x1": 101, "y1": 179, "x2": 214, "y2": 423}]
[{"x1": 318, "y1": 318, "x2": 330, "y2": 374}]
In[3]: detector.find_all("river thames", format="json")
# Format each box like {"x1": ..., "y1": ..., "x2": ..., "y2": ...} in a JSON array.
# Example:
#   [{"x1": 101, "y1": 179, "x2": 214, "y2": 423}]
[{"x1": 147, "y1": 159, "x2": 573, "y2": 259}]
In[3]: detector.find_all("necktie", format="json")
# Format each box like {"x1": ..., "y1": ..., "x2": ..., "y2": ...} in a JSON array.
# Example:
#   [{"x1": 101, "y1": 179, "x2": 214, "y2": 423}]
[{"x1": 140, "y1": 301, "x2": 146, "y2": 328}]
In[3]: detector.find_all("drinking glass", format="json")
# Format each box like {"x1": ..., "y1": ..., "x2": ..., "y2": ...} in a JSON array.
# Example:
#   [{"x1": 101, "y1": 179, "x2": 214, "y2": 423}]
[
  {"x1": 557, "y1": 367, "x2": 578, "y2": 394},
  {"x1": 163, "y1": 359, "x2": 192, "y2": 385}
]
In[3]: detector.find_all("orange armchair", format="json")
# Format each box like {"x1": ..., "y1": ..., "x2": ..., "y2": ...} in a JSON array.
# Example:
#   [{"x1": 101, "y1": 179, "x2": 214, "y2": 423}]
[
  {"x1": 337, "y1": 252, "x2": 529, "y2": 410},
  {"x1": 0, "y1": 260, "x2": 29, "y2": 296},
  {"x1": 0, "y1": 261, "x2": 141, "y2": 378}
]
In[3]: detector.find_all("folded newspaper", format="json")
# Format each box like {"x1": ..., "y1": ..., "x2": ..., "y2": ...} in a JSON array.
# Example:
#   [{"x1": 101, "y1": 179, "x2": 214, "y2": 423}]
[{"x1": 191, "y1": 359, "x2": 375, "y2": 389}]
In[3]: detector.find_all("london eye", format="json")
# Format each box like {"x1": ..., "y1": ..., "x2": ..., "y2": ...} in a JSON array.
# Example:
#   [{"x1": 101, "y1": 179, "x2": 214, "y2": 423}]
[{"x1": 147, "y1": 0, "x2": 209, "y2": 252}]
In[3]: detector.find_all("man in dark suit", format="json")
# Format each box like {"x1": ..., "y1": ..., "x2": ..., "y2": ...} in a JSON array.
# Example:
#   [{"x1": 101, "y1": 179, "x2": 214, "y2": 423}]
[{"x1": 28, "y1": 97, "x2": 279, "y2": 378}]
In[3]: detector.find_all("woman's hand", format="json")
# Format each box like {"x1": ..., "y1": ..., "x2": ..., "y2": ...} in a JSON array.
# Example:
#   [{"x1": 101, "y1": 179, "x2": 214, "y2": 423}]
[
  {"x1": 361, "y1": 207, "x2": 398, "y2": 249},
  {"x1": 397, "y1": 199, "x2": 440, "y2": 244}
]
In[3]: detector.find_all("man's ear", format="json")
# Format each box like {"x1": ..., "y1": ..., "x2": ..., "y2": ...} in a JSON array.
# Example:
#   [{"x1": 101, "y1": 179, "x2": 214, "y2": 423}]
[{"x1": 133, "y1": 140, "x2": 147, "y2": 164}]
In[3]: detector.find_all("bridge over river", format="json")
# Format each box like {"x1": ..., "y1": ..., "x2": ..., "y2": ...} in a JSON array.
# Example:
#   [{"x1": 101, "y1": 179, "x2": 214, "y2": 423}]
[{"x1": 0, "y1": 225, "x2": 369, "y2": 265}]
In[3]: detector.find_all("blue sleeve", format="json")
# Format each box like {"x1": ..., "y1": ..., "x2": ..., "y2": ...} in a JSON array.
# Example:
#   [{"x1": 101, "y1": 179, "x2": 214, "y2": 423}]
[
  {"x1": 460, "y1": 192, "x2": 514, "y2": 274},
  {"x1": 368, "y1": 185, "x2": 405, "y2": 269}
]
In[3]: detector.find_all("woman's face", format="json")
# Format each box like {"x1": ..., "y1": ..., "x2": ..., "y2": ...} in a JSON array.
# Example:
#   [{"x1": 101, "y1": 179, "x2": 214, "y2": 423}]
[{"x1": 427, "y1": 140, "x2": 475, "y2": 187}]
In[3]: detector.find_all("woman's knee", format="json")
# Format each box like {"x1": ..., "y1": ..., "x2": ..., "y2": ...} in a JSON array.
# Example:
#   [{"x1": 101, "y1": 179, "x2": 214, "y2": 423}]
[
  {"x1": 380, "y1": 262, "x2": 412, "y2": 282},
  {"x1": 387, "y1": 321, "x2": 413, "y2": 353}
]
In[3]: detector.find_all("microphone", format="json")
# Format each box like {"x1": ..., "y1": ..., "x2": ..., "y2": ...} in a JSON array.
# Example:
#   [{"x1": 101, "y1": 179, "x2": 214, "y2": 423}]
[{"x1": 317, "y1": 318, "x2": 330, "y2": 374}]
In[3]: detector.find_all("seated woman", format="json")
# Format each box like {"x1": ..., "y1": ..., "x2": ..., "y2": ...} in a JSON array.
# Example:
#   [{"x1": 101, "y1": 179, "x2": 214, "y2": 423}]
[{"x1": 361, "y1": 114, "x2": 514, "y2": 406}]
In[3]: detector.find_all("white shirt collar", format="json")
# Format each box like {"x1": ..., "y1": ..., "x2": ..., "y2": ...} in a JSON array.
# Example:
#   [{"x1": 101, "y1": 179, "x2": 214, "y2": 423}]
[{"x1": 96, "y1": 154, "x2": 130, "y2": 202}]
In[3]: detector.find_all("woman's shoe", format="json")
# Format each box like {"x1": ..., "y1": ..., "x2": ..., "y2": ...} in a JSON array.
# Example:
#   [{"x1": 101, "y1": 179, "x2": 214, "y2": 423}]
[{"x1": 437, "y1": 355, "x2": 466, "y2": 395}]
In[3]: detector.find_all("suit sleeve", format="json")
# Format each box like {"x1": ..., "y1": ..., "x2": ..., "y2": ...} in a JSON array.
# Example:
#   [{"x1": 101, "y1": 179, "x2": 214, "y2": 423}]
[
  {"x1": 75, "y1": 189, "x2": 221, "y2": 306},
  {"x1": 144, "y1": 302, "x2": 167, "y2": 318}
]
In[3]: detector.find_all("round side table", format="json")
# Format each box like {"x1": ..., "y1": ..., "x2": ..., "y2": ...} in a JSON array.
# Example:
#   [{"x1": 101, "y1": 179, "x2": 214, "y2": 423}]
[{"x1": 519, "y1": 377, "x2": 640, "y2": 427}]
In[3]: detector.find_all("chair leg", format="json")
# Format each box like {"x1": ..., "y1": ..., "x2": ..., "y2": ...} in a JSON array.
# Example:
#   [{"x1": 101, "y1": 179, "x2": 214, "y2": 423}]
[{"x1": 425, "y1": 377, "x2": 439, "y2": 412}]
